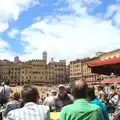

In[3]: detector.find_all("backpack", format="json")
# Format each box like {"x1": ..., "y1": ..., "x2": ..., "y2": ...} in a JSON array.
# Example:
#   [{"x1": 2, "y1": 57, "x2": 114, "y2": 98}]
[{"x1": 0, "y1": 86, "x2": 8, "y2": 106}]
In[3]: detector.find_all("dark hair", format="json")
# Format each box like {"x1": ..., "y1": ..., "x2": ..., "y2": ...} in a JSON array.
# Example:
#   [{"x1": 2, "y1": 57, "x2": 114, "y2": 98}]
[
  {"x1": 87, "y1": 86, "x2": 96, "y2": 101},
  {"x1": 21, "y1": 85, "x2": 39, "y2": 103},
  {"x1": 13, "y1": 92, "x2": 20, "y2": 100},
  {"x1": 111, "y1": 85, "x2": 115, "y2": 90},
  {"x1": 5, "y1": 81, "x2": 10, "y2": 86},
  {"x1": 66, "y1": 86, "x2": 71, "y2": 94},
  {"x1": 116, "y1": 82, "x2": 120, "y2": 87},
  {"x1": 98, "y1": 86, "x2": 104, "y2": 91},
  {"x1": 71, "y1": 80, "x2": 88, "y2": 99}
]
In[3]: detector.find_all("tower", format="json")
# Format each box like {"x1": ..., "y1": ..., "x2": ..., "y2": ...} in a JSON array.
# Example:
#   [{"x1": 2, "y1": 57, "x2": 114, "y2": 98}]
[
  {"x1": 42, "y1": 51, "x2": 47, "y2": 61},
  {"x1": 14, "y1": 56, "x2": 19, "y2": 63}
]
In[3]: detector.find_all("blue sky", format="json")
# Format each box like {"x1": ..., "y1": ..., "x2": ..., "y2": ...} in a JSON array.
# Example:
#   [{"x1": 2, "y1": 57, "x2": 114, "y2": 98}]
[{"x1": 0, "y1": 0, "x2": 120, "y2": 62}]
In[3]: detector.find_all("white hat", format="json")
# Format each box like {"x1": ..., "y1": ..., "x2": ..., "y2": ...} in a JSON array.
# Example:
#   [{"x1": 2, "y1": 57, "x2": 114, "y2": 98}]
[{"x1": 58, "y1": 84, "x2": 65, "y2": 89}]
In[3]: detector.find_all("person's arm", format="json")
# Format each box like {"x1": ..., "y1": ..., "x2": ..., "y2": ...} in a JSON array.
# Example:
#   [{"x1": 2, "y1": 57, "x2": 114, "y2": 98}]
[
  {"x1": 60, "y1": 107, "x2": 66, "y2": 120},
  {"x1": 4, "y1": 104, "x2": 11, "y2": 117},
  {"x1": 43, "y1": 98, "x2": 48, "y2": 105},
  {"x1": 10, "y1": 88, "x2": 13, "y2": 93},
  {"x1": 109, "y1": 96, "x2": 118, "y2": 107},
  {"x1": 69, "y1": 95, "x2": 74, "y2": 103}
]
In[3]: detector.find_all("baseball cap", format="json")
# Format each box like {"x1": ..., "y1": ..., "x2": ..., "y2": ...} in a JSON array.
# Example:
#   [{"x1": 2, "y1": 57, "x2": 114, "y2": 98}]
[
  {"x1": 58, "y1": 84, "x2": 65, "y2": 89},
  {"x1": 51, "y1": 89, "x2": 57, "y2": 93}
]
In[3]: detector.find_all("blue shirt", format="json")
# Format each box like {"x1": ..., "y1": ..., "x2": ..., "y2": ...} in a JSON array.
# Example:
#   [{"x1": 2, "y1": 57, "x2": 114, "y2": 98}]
[{"x1": 91, "y1": 98, "x2": 109, "y2": 120}]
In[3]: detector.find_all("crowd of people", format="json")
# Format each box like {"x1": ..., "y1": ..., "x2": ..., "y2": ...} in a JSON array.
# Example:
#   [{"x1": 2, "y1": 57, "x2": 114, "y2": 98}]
[{"x1": 0, "y1": 80, "x2": 120, "y2": 120}]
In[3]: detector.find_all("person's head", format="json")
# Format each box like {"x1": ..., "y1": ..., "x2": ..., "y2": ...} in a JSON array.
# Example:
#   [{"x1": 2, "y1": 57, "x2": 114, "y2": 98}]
[
  {"x1": 110, "y1": 85, "x2": 115, "y2": 94},
  {"x1": 116, "y1": 82, "x2": 120, "y2": 96},
  {"x1": 87, "y1": 86, "x2": 96, "y2": 101},
  {"x1": 66, "y1": 85, "x2": 71, "y2": 94},
  {"x1": 5, "y1": 81, "x2": 10, "y2": 86},
  {"x1": 13, "y1": 92, "x2": 20, "y2": 100},
  {"x1": 58, "y1": 84, "x2": 66, "y2": 97},
  {"x1": 111, "y1": 85, "x2": 115, "y2": 90},
  {"x1": 51, "y1": 90, "x2": 57, "y2": 96},
  {"x1": 71, "y1": 79, "x2": 88, "y2": 100},
  {"x1": 46, "y1": 93, "x2": 49, "y2": 97},
  {"x1": 98, "y1": 86, "x2": 104, "y2": 91},
  {"x1": 21, "y1": 85, "x2": 39, "y2": 104}
]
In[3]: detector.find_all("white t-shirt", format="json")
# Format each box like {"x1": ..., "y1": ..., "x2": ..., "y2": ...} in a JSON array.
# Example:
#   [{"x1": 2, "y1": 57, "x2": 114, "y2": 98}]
[{"x1": 0, "y1": 85, "x2": 12, "y2": 98}]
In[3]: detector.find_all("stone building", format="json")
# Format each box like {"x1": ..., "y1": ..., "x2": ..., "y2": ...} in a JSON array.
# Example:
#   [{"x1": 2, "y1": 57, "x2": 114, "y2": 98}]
[
  {"x1": 0, "y1": 58, "x2": 67, "y2": 85},
  {"x1": 98, "y1": 49, "x2": 120, "y2": 79},
  {"x1": 46, "y1": 58, "x2": 66, "y2": 84},
  {"x1": 81, "y1": 57, "x2": 100, "y2": 82},
  {"x1": 66, "y1": 65, "x2": 70, "y2": 83},
  {"x1": 0, "y1": 60, "x2": 13, "y2": 83},
  {"x1": 8, "y1": 60, "x2": 47, "y2": 84},
  {"x1": 42, "y1": 51, "x2": 47, "y2": 61},
  {"x1": 99, "y1": 49, "x2": 120, "y2": 60},
  {"x1": 54, "y1": 60, "x2": 66, "y2": 84},
  {"x1": 70, "y1": 49, "x2": 120, "y2": 82},
  {"x1": 70, "y1": 57, "x2": 100, "y2": 82}
]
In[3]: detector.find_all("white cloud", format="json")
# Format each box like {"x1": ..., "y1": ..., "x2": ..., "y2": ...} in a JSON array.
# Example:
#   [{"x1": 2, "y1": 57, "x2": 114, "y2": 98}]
[
  {"x1": 114, "y1": 12, "x2": 120, "y2": 25},
  {"x1": 0, "y1": 50, "x2": 15, "y2": 60},
  {"x1": 34, "y1": 16, "x2": 41, "y2": 21},
  {"x1": 0, "y1": 0, "x2": 39, "y2": 60},
  {"x1": 105, "y1": 4, "x2": 118, "y2": 18},
  {"x1": 67, "y1": 0, "x2": 101, "y2": 4},
  {"x1": 19, "y1": 12, "x2": 120, "y2": 62},
  {"x1": 0, "y1": 39, "x2": 14, "y2": 60},
  {"x1": 105, "y1": 4, "x2": 120, "y2": 25},
  {"x1": 0, "y1": 0, "x2": 39, "y2": 32},
  {"x1": 0, "y1": 39, "x2": 9, "y2": 48},
  {"x1": 8, "y1": 28, "x2": 19, "y2": 38},
  {"x1": 0, "y1": 0, "x2": 120, "y2": 62},
  {"x1": 0, "y1": 23, "x2": 8, "y2": 32}
]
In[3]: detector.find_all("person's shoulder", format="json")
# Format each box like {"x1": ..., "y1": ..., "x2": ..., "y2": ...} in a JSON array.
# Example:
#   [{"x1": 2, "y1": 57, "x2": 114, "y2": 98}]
[
  {"x1": 7, "y1": 107, "x2": 21, "y2": 116},
  {"x1": 89, "y1": 102, "x2": 101, "y2": 110},
  {"x1": 47, "y1": 96, "x2": 54, "y2": 100},
  {"x1": 67, "y1": 94, "x2": 73, "y2": 98},
  {"x1": 91, "y1": 98, "x2": 101, "y2": 104},
  {"x1": 61, "y1": 103, "x2": 73, "y2": 112},
  {"x1": 112, "y1": 94, "x2": 118, "y2": 100},
  {"x1": 99, "y1": 90, "x2": 104, "y2": 93},
  {"x1": 114, "y1": 94, "x2": 118, "y2": 98},
  {"x1": 54, "y1": 95, "x2": 58, "y2": 99},
  {"x1": 6, "y1": 101, "x2": 13, "y2": 107},
  {"x1": 6, "y1": 108, "x2": 19, "y2": 119},
  {"x1": 67, "y1": 94, "x2": 74, "y2": 101},
  {"x1": 5, "y1": 85, "x2": 9, "y2": 88},
  {"x1": 38, "y1": 104, "x2": 50, "y2": 111}
]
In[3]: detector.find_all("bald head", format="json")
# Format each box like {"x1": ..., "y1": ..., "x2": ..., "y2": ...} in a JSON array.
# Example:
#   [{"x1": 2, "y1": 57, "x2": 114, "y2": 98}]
[{"x1": 71, "y1": 80, "x2": 88, "y2": 99}]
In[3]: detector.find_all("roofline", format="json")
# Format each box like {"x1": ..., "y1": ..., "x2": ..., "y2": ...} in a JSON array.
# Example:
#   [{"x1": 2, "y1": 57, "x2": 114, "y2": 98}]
[
  {"x1": 99, "y1": 49, "x2": 120, "y2": 57},
  {"x1": 88, "y1": 57, "x2": 120, "y2": 67},
  {"x1": 70, "y1": 57, "x2": 99, "y2": 64}
]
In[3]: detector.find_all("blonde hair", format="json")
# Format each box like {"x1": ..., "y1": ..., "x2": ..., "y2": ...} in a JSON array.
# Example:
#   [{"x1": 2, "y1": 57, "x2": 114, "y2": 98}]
[{"x1": 13, "y1": 92, "x2": 20, "y2": 100}]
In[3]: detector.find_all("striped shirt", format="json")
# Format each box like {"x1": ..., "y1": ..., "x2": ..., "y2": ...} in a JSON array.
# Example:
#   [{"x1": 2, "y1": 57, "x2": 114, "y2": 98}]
[
  {"x1": 110, "y1": 95, "x2": 120, "y2": 115},
  {"x1": 5, "y1": 102, "x2": 50, "y2": 120}
]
